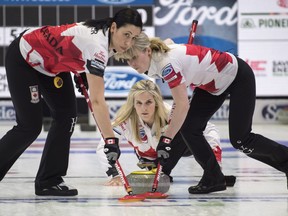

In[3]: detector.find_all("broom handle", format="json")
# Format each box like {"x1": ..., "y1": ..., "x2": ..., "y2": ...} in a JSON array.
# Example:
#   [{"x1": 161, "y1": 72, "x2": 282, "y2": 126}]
[
  {"x1": 151, "y1": 19, "x2": 199, "y2": 193},
  {"x1": 73, "y1": 72, "x2": 134, "y2": 195}
]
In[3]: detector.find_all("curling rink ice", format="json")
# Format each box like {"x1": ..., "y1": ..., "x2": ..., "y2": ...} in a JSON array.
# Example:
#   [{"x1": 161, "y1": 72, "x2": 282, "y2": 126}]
[{"x1": 0, "y1": 122, "x2": 287, "y2": 216}]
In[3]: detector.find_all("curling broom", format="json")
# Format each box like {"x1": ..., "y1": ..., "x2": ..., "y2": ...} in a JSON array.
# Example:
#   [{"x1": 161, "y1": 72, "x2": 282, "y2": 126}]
[
  {"x1": 142, "y1": 19, "x2": 199, "y2": 199},
  {"x1": 74, "y1": 72, "x2": 146, "y2": 202}
]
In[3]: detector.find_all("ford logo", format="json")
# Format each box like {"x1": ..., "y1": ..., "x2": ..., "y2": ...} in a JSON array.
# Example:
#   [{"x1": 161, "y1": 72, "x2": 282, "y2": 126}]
[{"x1": 104, "y1": 67, "x2": 149, "y2": 96}]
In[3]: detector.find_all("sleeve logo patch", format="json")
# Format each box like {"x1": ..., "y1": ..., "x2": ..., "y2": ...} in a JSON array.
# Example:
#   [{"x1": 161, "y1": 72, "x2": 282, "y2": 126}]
[
  {"x1": 162, "y1": 63, "x2": 178, "y2": 83},
  {"x1": 162, "y1": 63, "x2": 174, "y2": 77},
  {"x1": 90, "y1": 59, "x2": 105, "y2": 71},
  {"x1": 161, "y1": 63, "x2": 183, "y2": 88}
]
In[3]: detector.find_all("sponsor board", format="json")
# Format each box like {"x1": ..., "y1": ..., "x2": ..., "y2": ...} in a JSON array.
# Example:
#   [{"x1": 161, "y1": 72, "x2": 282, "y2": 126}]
[
  {"x1": 210, "y1": 99, "x2": 288, "y2": 124},
  {"x1": 254, "y1": 99, "x2": 288, "y2": 123},
  {"x1": 238, "y1": 14, "x2": 288, "y2": 40},
  {"x1": 167, "y1": 99, "x2": 288, "y2": 124},
  {"x1": 2, "y1": 66, "x2": 152, "y2": 98},
  {"x1": 1, "y1": 66, "x2": 152, "y2": 98},
  {"x1": 0, "y1": 101, "x2": 16, "y2": 125},
  {"x1": 103, "y1": 66, "x2": 152, "y2": 98},
  {"x1": 2, "y1": 0, "x2": 153, "y2": 5},
  {"x1": 238, "y1": 41, "x2": 288, "y2": 96},
  {"x1": 154, "y1": 0, "x2": 238, "y2": 97},
  {"x1": 238, "y1": 0, "x2": 288, "y2": 13},
  {"x1": 0, "y1": 68, "x2": 9, "y2": 98},
  {"x1": 0, "y1": 26, "x2": 155, "y2": 47},
  {"x1": 238, "y1": 0, "x2": 288, "y2": 97},
  {"x1": 0, "y1": 27, "x2": 28, "y2": 46},
  {"x1": 89, "y1": 99, "x2": 288, "y2": 126},
  {"x1": 155, "y1": 0, "x2": 237, "y2": 53}
]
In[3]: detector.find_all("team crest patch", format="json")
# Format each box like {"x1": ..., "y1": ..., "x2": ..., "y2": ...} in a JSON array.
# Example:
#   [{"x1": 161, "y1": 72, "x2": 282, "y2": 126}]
[
  {"x1": 139, "y1": 126, "x2": 148, "y2": 143},
  {"x1": 29, "y1": 85, "x2": 40, "y2": 103},
  {"x1": 53, "y1": 76, "x2": 63, "y2": 88}
]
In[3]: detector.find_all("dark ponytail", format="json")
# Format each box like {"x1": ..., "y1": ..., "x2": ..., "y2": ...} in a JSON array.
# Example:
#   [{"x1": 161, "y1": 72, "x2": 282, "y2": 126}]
[{"x1": 83, "y1": 8, "x2": 142, "y2": 35}]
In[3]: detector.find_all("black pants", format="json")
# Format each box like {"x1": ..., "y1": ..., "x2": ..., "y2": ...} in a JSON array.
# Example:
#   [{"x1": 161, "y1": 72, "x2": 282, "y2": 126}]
[
  {"x1": 162, "y1": 132, "x2": 192, "y2": 176},
  {"x1": 180, "y1": 57, "x2": 288, "y2": 183},
  {"x1": 0, "y1": 33, "x2": 77, "y2": 188}
]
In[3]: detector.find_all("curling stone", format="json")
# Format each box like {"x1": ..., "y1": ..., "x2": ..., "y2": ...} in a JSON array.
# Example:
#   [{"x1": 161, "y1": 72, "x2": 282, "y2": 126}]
[{"x1": 126, "y1": 170, "x2": 170, "y2": 194}]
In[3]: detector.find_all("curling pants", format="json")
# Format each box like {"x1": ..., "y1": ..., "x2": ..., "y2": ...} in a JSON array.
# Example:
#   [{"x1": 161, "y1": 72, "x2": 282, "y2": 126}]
[
  {"x1": 179, "y1": 57, "x2": 288, "y2": 183},
  {"x1": 0, "y1": 33, "x2": 77, "y2": 188}
]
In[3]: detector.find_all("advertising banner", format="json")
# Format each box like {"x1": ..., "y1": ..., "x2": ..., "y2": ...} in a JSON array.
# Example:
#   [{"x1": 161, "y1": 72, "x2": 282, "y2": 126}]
[
  {"x1": 154, "y1": 0, "x2": 237, "y2": 97},
  {"x1": 238, "y1": 0, "x2": 288, "y2": 40},
  {"x1": 238, "y1": 0, "x2": 288, "y2": 97},
  {"x1": 1, "y1": 0, "x2": 153, "y2": 6},
  {"x1": 89, "y1": 98, "x2": 288, "y2": 127},
  {"x1": 103, "y1": 66, "x2": 152, "y2": 98},
  {"x1": 238, "y1": 41, "x2": 288, "y2": 96},
  {"x1": 154, "y1": 0, "x2": 237, "y2": 53},
  {"x1": 1, "y1": 66, "x2": 151, "y2": 98},
  {"x1": 0, "y1": 68, "x2": 8, "y2": 98},
  {"x1": 0, "y1": 100, "x2": 16, "y2": 125}
]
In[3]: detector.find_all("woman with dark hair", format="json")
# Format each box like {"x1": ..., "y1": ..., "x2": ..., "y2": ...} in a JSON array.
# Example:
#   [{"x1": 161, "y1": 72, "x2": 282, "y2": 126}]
[{"x1": 0, "y1": 8, "x2": 142, "y2": 196}]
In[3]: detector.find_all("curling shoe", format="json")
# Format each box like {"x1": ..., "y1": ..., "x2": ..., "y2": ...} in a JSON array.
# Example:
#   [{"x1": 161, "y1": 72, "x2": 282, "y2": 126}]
[
  {"x1": 35, "y1": 182, "x2": 78, "y2": 196},
  {"x1": 188, "y1": 181, "x2": 226, "y2": 194},
  {"x1": 188, "y1": 174, "x2": 226, "y2": 194}
]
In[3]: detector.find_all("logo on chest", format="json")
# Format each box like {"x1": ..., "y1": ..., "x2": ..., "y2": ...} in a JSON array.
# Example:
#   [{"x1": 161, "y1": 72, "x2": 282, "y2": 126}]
[{"x1": 139, "y1": 127, "x2": 148, "y2": 143}]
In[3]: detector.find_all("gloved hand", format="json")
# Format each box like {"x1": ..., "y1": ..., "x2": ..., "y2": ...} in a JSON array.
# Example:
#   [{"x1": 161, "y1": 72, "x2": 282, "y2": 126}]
[
  {"x1": 73, "y1": 73, "x2": 88, "y2": 95},
  {"x1": 106, "y1": 165, "x2": 119, "y2": 177},
  {"x1": 137, "y1": 158, "x2": 157, "y2": 170},
  {"x1": 104, "y1": 137, "x2": 121, "y2": 165},
  {"x1": 156, "y1": 136, "x2": 172, "y2": 165}
]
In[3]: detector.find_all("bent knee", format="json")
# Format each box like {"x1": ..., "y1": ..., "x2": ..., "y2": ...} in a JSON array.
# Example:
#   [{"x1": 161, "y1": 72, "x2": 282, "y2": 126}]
[
  {"x1": 230, "y1": 136, "x2": 255, "y2": 155},
  {"x1": 16, "y1": 121, "x2": 42, "y2": 140}
]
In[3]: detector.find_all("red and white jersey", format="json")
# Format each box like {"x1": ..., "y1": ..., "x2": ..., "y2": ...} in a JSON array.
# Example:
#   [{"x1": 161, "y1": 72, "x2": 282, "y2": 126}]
[
  {"x1": 19, "y1": 23, "x2": 114, "y2": 77},
  {"x1": 108, "y1": 119, "x2": 220, "y2": 160},
  {"x1": 115, "y1": 118, "x2": 166, "y2": 160},
  {"x1": 147, "y1": 44, "x2": 238, "y2": 95},
  {"x1": 96, "y1": 102, "x2": 221, "y2": 174}
]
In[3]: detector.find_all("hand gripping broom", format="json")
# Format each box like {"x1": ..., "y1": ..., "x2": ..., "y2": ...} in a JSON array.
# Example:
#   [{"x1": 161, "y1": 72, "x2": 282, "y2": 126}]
[
  {"x1": 142, "y1": 20, "x2": 199, "y2": 199},
  {"x1": 73, "y1": 72, "x2": 146, "y2": 202}
]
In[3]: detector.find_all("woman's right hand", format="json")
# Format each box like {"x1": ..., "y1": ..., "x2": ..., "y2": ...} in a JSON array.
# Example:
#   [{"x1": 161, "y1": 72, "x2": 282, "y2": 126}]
[{"x1": 104, "y1": 176, "x2": 123, "y2": 186}]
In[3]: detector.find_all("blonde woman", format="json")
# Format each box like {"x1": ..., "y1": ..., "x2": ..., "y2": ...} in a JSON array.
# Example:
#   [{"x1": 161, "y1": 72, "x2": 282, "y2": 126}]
[
  {"x1": 96, "y1": 79, "x2": 222, "y2": 186},
  {"x1": 113, "y1": 32, "x2": 288, "y2": 194}
]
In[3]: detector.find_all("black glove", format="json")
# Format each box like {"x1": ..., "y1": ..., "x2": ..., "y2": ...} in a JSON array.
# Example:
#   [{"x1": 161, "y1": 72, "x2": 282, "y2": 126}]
[
  {"x1": 73, "y1": 73, "x2": 88, "y2": 95},
  {"x1": 104, "y1": 137, "x2": 121, "y2": 165},
  {"x1": 106, "y1": 165, "x2": 119, "y2": 177},
  {"x1": 137, "y1": 158, "x2": 157, "y2": 170},
  {"x1": 156, "y1": 136, "x2": 172, "y2": 165}
]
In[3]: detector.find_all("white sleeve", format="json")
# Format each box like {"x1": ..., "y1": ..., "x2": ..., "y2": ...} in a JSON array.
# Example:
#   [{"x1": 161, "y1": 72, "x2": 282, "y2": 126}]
[{"x1": 203, "y1": 122, "x2": 221, "y2": 150}]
